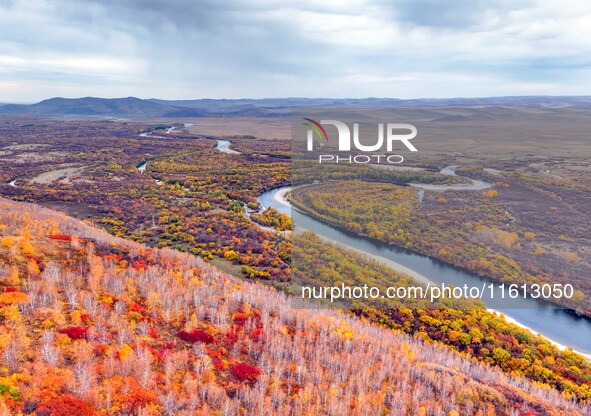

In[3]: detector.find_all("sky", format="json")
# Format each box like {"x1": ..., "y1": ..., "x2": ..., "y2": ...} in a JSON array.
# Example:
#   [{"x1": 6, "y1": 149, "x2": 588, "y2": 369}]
[{"x1": 1, "y1": 0, "x2": 591, "y2": 102}]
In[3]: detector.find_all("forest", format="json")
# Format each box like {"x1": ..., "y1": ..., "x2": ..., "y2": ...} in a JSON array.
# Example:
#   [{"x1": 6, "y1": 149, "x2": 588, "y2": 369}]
[
  {"x1": 290, "y1": 180, "x2": 590, "y2": 313},
  {"x1": 0, "y1": 120, "x2": 455, "y2": 284},
  {"x1": 291, "y1": 232, "x2": 591, "y2": 402},
  {"x1": 0, "y1": 120, "x2": 292, "y2": 282},
  {"x1": 0, "y1": 197, "x2": 588, "y2": 415},
  {"x1": 1, "y1": 118, "x2": 591, "y2": 413}
]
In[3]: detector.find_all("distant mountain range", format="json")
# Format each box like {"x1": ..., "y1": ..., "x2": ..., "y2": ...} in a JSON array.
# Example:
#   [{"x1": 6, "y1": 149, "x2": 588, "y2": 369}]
[{"x1": 1, "y1": 96, "x2": 591, "y2": 118}]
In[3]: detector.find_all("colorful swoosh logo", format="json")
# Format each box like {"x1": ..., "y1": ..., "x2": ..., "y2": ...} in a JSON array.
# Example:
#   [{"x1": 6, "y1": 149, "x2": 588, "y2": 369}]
[{"x1": 303, "y1": 118, "x2": 329, "y2": 143}]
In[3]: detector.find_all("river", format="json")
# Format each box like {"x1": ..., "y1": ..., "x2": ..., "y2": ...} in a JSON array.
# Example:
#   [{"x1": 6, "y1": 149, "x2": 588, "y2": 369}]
[
  {"x1": 216, "y1": 140, "x2": 241, "y2": 154},
  {"x1": 258, "y1": 185, "x2": 591, "y2": 355},
  {"x1": 130, "y1": 135, "x2": 590, "y2": 353},
  {"x1": 137, "y1": 161, "x2": 147, "y2": 174}
]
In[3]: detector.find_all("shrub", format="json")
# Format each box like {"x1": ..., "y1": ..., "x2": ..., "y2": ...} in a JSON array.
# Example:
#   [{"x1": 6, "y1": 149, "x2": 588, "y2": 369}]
[
  {"x1": 59, "y1": 326, "x2": 88, "y2": 340},
  {"x1": 232, "y1": 312, "x2": 249, "y2": 325},
  {"x1": 178, "y1": 329, "x2": 215, "y2": 344},
  {"x1": 231, "y1": 362, "x2": 261, "y2": 382},
  {"x1": 48, "y1": 235, "x2": 72, "y2": 241},
  {"x1": 36, "y1": 394, "x2": 96, "y2": 416}
]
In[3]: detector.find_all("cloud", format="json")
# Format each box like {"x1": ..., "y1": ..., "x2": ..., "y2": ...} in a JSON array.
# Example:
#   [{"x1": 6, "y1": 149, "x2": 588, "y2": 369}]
[{"x1": 0, "y1": 0, "x2": 590, "y2": 101}]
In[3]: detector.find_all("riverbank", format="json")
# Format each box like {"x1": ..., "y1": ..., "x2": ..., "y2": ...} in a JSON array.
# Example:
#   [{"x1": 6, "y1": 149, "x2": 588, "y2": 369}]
[
  {"x1": 273, "y1": 185, "x2": 432, "y2": 285},
  {"x1": 262, "y1": 184, "x2": 591, "y2": 355},
  {"x1": 273, "y1": 186, "x2": 291, "y2": 207},
  {"x1": 488, "y1": 309, "x2": 591, "y2": 360},
  {"x1": 216, "y1": 139, "x2": 241, "y2": 154}
]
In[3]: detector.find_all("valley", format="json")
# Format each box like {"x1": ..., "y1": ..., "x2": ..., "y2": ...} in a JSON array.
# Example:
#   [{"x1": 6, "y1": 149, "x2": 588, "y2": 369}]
[{"x1": 1, "y1": 111, "x2": 590, "y2": 412}]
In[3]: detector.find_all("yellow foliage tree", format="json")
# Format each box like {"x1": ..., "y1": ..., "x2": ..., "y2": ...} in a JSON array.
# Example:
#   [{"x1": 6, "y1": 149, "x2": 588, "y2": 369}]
[
  {"x1": 486, "y1": 189, "x2": 499, "y2": 198},
  {"x1": 1, "y1": 236, "x2": 15, "y2": 249},
  {"x1": 119, "y1": 343, "x2": 133, "y2": 361},
  {"x1": 0, "y1": 291, "x2": 29, "y2": 306},
  {"x1": 27, "y1": 259, "x2": 40, "y2": 277},
  {"x1": 71, "y1": 310, "x2": 82, "y2": 325},
  {"x1": 21, "y1": 241, "x2": 35, "y2": 255}
]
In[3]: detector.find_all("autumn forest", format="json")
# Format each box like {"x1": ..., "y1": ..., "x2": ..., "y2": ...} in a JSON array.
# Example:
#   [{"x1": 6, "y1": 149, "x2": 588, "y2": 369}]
[{"x1": 0, "y1": 117, "x2": 590, "y2": 415}]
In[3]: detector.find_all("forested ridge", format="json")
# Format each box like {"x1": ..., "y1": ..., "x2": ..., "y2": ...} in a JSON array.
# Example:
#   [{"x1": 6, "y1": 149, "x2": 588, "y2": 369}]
[{"x1": 0, "y1": 198, "x2": 588, "y2": 415}]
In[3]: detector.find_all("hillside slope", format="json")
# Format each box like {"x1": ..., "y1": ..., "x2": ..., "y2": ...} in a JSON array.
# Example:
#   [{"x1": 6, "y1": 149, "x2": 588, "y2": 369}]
[{"x1": 0, "y1": 198, "x2": 587, "y2": 415}]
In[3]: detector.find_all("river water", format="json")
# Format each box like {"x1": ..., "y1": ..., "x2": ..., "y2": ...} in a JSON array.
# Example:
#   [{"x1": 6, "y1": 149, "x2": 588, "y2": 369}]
[
  {"x1": 216, "y1": 140, "x2": 241, "y2": 154},
  {"x1": 258, "y1": 185, "x2": 591, "y2": 354},
  {"x1": 131, "y1": 133, "x2": 589, "y2": 353}
]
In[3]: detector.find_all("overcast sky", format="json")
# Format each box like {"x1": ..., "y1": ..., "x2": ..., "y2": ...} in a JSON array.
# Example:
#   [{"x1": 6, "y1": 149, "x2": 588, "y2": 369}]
[{"x1": 1, "y1": 0, "x2": 591, "y2": 102}]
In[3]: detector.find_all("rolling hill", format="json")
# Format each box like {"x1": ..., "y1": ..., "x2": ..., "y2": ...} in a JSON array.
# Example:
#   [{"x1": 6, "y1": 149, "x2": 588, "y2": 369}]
[{"x1": 1, "y1": 96, "x2": 591, "y2": 118}]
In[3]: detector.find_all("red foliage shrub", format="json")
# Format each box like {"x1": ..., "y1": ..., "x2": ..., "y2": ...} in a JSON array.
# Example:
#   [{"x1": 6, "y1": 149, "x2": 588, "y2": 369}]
[
  {"x1": 25, "y1": 255, "x2": 43, "y2": 264},
  {"x1": 178, "y1": 329, "x2": 215, "y2": 344},
  {"x1": 225, "y1": 327, "x2": 240, "y2": 345},
  {"x1": 103, "y1": 254, "x2": 123, "y2": 263},
  {"x1": 59, "y1": 326, "x2": 88, "y2": 340},
  {"x1": 232, "y1": 312, "x2": 249, "y2": 325},
  {"x1": 36, "y1": 394, "x2": 96, "y2": 416},
  {"x1": 231, "y1": 362, "x2": 261, "y2": 382},
  {"x1": 213, "y1": 358, "x2": 227, "y2": 371},
  {"x1": 48, "y1": 235, "x2": 72, "y2": 241},
  {"x1": 4, "y1": 287, "x2": 17, "y2": 293},
  {"x1": 121, "y1": 388, "x2": 158, "y2": 413},
  {"x1": 206, "y1": 347, "x2": 227, "y2": 360},
  {"x1": 132, "y1": 260, "x2": 147, "y2": 271},
  {"x1": 80, "y1": 313, "x2": 92, "y2": 324},
  {"x1": 129, "y1": 302, "x2": 142, "y2": 312},
  {"x1": 108, "y1": 377, "x2": 158, "y2": 415},
  {"x1": 155, "y1": 345, "x2": 174, "y2": 362},
  {"x1": 148, "y1": 327, "x2": 159, "y2": 339},
  {"x1": 94, "y1": 344, "x2": 110, "y2": 357},
  {"x1": 250, "y1": 328, "x2": 264, "y2": 341}
]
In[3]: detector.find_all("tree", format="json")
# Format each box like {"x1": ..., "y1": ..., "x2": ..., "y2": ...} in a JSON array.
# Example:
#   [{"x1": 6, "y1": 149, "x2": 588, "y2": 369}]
[
  {"x1": 40, "y1": 331, "x2": 61, "y2": 366},
  {"x1": 492, "y1": 347, "x2": 510, "y2": 364},
  {"x1": 1, "y1": 236, "x2": 15, "y2": 249},
  {"x1": 486, "y1": 189, "x2": 499, "y2": 198},
  {"x1": 437, "y1": 197, "x2": 448, "y2": 205}
]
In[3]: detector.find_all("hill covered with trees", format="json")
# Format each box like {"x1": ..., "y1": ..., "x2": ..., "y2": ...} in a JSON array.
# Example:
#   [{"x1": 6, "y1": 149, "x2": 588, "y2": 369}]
[{"x1": 0, "y1": 198, "x2": 587, "y2": 415}]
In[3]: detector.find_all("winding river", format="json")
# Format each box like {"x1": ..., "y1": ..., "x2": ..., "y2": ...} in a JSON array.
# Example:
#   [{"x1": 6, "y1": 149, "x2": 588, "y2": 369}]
[
  {"x1": 216, "y1": 140, "x2": 241, "y2": 154},
  {"x1": 258, "y1": 182, "x2": 591, "y2": 355},
  {"x1": 132, "y1": 134, "x2": 590, "y2": 353}
]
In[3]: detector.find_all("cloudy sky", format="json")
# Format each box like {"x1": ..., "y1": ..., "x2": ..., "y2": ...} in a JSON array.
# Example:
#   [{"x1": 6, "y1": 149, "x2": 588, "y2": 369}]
[{"x1": 1, "y1": 0, "x2": 591, "y2": 102}]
